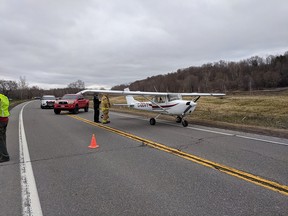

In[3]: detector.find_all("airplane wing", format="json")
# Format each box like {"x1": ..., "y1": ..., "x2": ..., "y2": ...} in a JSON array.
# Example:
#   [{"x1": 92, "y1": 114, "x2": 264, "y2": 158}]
[
  {"x1": 78, "y1": 89, "x2": 169, "y2": 96},
  {"x1": 78, "y1": 89, "x2": 225, "y2": 97},
  {"x1": 180, "y1": 93, "x2": 225, "y2": 96}
]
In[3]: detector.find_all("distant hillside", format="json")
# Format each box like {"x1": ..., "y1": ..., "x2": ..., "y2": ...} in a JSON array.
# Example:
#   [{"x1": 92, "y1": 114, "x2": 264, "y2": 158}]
[{"x1": 112, "y1": 51, "x2": 288, "y2": 92}]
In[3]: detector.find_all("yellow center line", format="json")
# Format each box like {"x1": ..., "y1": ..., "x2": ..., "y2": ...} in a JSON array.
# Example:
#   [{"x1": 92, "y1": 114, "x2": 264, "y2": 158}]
[{"x1": 70, "y1": 115, "x2": 288, "y2": 196}]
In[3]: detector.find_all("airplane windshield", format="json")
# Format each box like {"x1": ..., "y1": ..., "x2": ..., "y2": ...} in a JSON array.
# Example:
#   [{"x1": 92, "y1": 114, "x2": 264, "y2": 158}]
[{"x1": 167, "y1": 94, "x2": 181, "y2": 101}]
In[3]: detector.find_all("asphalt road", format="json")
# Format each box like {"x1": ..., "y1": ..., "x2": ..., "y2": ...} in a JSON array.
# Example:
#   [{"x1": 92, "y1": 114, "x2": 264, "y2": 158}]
[{"x1": 1, "y1": 100, "x2": 287, "y2": 216}]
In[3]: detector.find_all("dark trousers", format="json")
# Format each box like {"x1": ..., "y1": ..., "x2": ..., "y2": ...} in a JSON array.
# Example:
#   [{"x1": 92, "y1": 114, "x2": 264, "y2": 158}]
[
  {"x1": 0, "y1": 121, "x2": 9, "y2": 157},
  {"x1": 94, "y1": 109, "x2": 100, "y2": 122}
]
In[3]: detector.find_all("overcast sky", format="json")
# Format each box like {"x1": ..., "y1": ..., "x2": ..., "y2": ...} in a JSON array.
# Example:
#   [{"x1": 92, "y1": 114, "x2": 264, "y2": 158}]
[{"x1": 1, "y1": 0, "x2": 287, "y2": 89}]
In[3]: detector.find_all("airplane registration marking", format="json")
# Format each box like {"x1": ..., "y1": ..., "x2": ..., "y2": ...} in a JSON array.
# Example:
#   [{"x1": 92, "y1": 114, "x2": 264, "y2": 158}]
[
  {"x1": 70, "y1": 115, "x2": 288, "y2": 196},
  {"x1": 137, "y1": 103, "x2": 149, "y2": 108}
]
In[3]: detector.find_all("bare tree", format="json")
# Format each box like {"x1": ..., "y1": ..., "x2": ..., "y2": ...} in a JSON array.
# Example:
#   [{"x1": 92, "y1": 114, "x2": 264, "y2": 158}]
[
  {"x1": 18, "y1": 76, "x2": 29, "y2": 89},
  {"x1": 0, "y1": 80, "x2": 18, "y2": 96},
  {"x1": 18, "y1": 76, "x2": 29, "y2": 99},
  {"x1": 67, "y1": 80, "x2": 85, "y2": 89}
]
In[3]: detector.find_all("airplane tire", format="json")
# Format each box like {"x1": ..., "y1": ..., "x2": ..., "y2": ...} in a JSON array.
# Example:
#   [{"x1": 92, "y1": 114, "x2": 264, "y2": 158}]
[
  {"x1": 150, "y1": 118, "x2": 156, "y2": 125},
  {"x1": 176, "y1": 116, "x2": 182, "y2": 123},
  {"x1": 182, "y1": 120, "x2": 188, "y2": 127}
]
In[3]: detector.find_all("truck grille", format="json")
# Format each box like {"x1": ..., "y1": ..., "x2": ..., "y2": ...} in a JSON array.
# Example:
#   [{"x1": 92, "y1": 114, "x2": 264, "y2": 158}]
[{"x1": 59, "y1": 101, "x2": 68, "y2": 105}]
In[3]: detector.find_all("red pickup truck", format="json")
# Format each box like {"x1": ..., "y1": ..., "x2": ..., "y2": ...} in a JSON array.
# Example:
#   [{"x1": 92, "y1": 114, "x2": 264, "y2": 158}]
[{"x1": 54, "y1": 94, "x2": 89, "y2": 114}]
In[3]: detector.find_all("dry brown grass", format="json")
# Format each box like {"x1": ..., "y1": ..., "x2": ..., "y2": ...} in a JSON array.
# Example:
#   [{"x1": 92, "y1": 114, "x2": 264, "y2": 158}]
[{"x1": 193, "y1": 94, "x2": 288, "y2": 129}]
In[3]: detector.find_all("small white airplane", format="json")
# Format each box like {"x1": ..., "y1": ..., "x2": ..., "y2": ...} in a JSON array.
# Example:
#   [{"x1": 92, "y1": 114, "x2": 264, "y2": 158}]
[{"x1": 78, "y1": 88, "x2": 225, "y2": 127}]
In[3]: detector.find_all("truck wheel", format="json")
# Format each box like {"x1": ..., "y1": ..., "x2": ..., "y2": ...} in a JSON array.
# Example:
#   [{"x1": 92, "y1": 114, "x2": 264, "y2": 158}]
[
  {"x1": 73, "y1": 105, "x2": 79, "y2": 114},
  {"x1": 54, "y1": 109, "x2": 61, "y2": 114}
]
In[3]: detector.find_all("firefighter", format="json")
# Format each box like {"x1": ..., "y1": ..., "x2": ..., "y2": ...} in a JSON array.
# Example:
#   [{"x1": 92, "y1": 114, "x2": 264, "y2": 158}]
[{"x1": 101, "y1": 94, "x2": 111, "y2": 124}]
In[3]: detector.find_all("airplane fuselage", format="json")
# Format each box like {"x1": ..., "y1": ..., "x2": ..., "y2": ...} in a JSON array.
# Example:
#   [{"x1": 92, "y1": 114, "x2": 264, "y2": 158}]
[{"x1": 133, "y1": 100, "x2": 197, "y2": 115}]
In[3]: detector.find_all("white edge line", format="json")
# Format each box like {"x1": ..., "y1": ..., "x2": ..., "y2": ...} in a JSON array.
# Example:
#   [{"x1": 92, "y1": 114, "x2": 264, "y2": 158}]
[
  {"x1": 112, "y1": 112, "x2": 288, "y2": 146},
  {"x1": 235, "y1": 135, "x2": 288, "y2": 146},
  {"x1": 19, "y1": 102, "x2": 43, "y2": 216},
  {"x1": 190, "y1": 126, "x2": 288, "y2": 146},
  {"x1": 187, "y1": 126, "x2": 234, "y2": 136}
]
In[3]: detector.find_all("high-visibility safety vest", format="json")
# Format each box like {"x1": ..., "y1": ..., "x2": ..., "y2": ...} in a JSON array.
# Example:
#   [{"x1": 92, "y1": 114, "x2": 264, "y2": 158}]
[{"x1": 0, "y1": 94, "x2": 10, "y2": 117}]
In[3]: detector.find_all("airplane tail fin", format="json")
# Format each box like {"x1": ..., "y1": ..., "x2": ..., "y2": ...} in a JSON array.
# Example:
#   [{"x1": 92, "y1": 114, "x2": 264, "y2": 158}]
[
  {"x1": 124, "y1": 88, "x2": 139, "y2": 107},
  {"x1": 126, "y1": 95, "x2": 137, "y2": 106}
]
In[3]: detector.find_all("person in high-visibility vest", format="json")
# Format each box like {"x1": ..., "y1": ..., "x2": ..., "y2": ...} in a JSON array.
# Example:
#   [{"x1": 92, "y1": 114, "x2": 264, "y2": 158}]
[
  {"x1": 0, "y1": 93, "x2": 10, "y2": 163},
  {"x1": 101, "y1": 94, "x2": 111, "y2": 124}
]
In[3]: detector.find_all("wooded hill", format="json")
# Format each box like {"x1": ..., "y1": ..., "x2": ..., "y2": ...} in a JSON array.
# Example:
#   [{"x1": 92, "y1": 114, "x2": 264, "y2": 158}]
[{"x1": 112, "y1": 51, "x2": 288, "y2": 93}]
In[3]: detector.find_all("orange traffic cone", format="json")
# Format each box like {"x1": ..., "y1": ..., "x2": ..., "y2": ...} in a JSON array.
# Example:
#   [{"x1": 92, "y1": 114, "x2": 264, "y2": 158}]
[{"x1": 88, "y1": 134, "x2": 99, "y2": 149}]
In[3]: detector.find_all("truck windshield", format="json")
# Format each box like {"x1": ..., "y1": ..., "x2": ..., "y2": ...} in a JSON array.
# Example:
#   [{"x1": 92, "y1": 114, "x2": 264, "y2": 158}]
[
  {"x1": 42, "y1": 96, "x2": 55, "y2": 100},
  {"x1": 62, "y1": 95, "x2": 78, "y2": 100}
]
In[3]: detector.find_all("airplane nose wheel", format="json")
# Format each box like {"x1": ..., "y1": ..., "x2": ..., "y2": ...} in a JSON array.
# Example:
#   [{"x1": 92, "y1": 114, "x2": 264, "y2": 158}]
[
  {"x1": 150, "y1": 118, "x2": 156, "y2": 125},
  {"x1": 181, "y1": 119, "x2": 188, "y2": 127}
]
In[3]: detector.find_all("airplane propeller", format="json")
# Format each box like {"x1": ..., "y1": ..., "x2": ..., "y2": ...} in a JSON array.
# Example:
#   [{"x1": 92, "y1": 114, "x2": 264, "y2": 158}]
[
  {"x1": 182, "y1": 96, "x2": 200, "y2": 116},
  {"x1": 193, "y1": 96, "x2": 201, "y2": 102},
  {"x1": 182, "y1": 104, "x2": 192, "y2": 116},
  {"x1": 180, "y1": 96, "x2": 200, "y2": 127}
]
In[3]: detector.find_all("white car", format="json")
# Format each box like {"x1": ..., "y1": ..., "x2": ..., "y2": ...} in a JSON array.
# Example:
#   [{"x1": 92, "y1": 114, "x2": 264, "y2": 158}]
[{"x1": 40, "y1": 95, "x2": 56, "y2": 109}]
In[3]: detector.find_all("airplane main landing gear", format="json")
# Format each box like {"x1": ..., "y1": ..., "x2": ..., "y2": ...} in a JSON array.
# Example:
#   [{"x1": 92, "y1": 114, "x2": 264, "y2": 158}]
[
  {"x1": 149, "y1": 113, "x2": 161, "y2": 125},
  {"x1": 176, "y1": 116, "x2": 182, "y2": 123},
  {"x1": 149, "y1": 118, "x2": 156, "y2": 125}
]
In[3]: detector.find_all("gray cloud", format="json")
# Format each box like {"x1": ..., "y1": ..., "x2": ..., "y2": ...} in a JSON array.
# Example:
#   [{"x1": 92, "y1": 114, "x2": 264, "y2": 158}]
[{"x1": 1, "y1": 0, "x2": 287, "y2": 89}]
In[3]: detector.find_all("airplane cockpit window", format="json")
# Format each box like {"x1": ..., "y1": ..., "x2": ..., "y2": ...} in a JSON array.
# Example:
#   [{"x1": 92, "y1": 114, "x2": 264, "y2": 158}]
[
  {"x1": 153, "y1": 96, "x2": 166, "y2": 103},
  {"x1": 167, "y1": 94, "x2": 181, "y2": 101}
]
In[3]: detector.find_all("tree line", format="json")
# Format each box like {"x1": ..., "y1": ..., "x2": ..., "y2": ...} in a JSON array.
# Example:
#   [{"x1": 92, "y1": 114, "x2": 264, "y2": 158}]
[
  {"x1": 1, "y1": 51, "x2": 288, "y2": 99},
  {"x1": 112, "y1": 51, "x2": 288, "y2": 92},
  {"x1": 0, "y1": 78, "x2": 85, "y2": 100}
]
